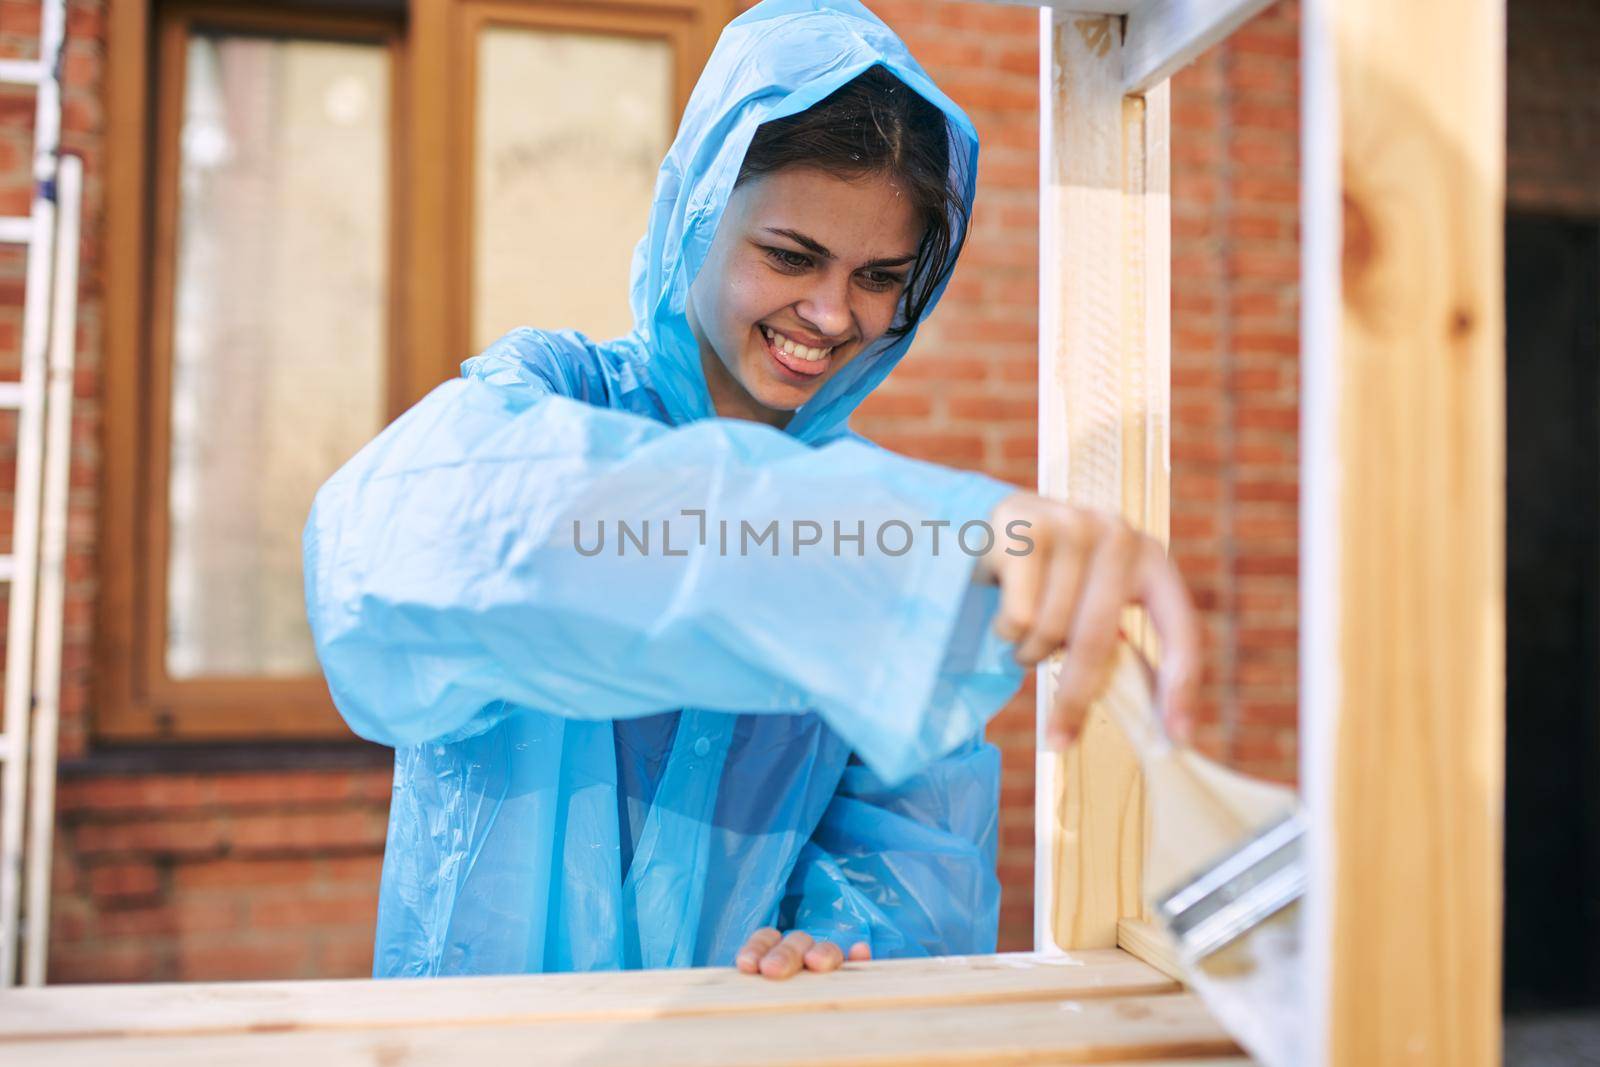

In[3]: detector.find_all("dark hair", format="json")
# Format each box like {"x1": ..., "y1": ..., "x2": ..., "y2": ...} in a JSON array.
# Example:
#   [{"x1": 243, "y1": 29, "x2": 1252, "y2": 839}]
[{"x1": 734, "y1": 65, "x2": 968, "y2": 340}]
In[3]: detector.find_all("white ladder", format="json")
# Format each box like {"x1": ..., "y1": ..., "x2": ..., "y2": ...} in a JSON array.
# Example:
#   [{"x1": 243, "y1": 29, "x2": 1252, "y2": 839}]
[{"x1": 0, "y1": 0, "x2": 83, "y2": 988}]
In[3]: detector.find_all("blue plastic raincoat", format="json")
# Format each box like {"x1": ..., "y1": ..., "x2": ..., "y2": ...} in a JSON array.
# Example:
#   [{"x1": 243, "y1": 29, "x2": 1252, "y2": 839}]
[{"x1": 304, "y1": 0, "x2": 1027, "y2": 977}]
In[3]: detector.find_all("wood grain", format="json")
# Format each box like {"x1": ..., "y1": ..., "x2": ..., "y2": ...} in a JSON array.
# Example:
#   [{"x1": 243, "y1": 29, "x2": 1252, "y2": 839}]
[
  {"x1": 6, "y1": 993, "x2": 1239, "y2": 1066},
  {"x1": 1116, "y1": 920, "x2": 1183, "y2": 985},
  {"x1": 1121, "y1": 0, "x2": 1276, "y2": 94},
  {"x1": 1037, "y1": 12, "x2": 1171, "y2": 952},
  {"x1": 0, "y1": 951, "x2": 1174, "y2": 1042},
  {"x1": 1300, "y1": 0, "x2": 1505, "y2": 1062}
]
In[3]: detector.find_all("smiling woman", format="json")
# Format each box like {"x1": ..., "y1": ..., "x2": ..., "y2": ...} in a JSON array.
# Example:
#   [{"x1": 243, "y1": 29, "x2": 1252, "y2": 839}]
[
  {"x1": 689, "y1": 167, "x2": 924, "y2": 421},
  {"x1": 302, "y1": 0, "x2": 1197, "y2": 983}
]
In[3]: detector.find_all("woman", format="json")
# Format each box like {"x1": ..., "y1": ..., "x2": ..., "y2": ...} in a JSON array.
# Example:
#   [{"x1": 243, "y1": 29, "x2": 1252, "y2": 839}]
[{"x1": 304, "y1": 0, "x2": 1198, "y2": 981}]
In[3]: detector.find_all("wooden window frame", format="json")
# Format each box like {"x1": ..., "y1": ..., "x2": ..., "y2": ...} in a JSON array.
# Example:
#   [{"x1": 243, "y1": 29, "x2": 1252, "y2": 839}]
[
  {"x1": 101, "y1": 0, "x2": 731, "y2": 741},
  {"x1": 406, "y1": 0, "x2": 728, "y2": 371},
  {"x1": 102, "y1": 1, "x2": 408, "y2": 741}
]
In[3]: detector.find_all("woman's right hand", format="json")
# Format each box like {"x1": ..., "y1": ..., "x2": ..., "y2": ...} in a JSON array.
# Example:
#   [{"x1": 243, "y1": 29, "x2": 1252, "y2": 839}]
[
  {"x1": 976, "y1": 492, "x2": 1201, "y2": 750},
  {"x1": 735, "y1": 928, "x2": 870, "y2": 979}
]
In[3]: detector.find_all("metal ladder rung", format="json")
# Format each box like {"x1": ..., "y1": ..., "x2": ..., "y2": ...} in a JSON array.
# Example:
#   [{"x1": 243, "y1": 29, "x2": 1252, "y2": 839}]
[
  {"x1": 0, "y1": 60, "x2": 42, "y2": 87},
  {"x1": 0, "y1": 383, "x2": 22, "y2": 409},
  {"x1": 0, "y1": 217, "x2": 32, "y2": 245},
  {"x1": 0, "y1": 735, "x2": 10, "y2": 762},
  {"x1": 0, "y1": 555, "x2": 13, "y2": 583}
]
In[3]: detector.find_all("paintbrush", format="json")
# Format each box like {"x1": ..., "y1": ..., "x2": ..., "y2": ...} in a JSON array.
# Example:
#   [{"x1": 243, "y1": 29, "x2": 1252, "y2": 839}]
[{"x1": 1091, "y1": 643, "x2": 1305, "y2": 1067}]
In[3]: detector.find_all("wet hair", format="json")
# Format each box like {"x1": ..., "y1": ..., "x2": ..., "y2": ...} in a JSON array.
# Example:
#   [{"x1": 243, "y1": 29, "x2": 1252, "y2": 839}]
[{"x1": 734, "y1": 65, "x2": 967, "y2": 340}]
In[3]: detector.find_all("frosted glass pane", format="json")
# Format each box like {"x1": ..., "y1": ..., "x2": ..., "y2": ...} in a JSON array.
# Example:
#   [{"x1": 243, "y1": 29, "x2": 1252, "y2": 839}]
[
  {"x1": 166, "y1": 33, "x2": 390, "y2": 679},
  {"x1": 474, "y1": 26, "x2": 672, "y2": 349}
]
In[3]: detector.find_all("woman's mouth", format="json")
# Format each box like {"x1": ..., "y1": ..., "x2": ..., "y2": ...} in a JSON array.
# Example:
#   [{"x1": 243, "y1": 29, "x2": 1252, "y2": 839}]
[{"x1": 761, "y1": 326, "x2": 834, "y2": 382}]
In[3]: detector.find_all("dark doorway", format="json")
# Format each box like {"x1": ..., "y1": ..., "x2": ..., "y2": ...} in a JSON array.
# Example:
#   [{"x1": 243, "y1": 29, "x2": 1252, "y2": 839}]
[{"x1": 1504, "y1": 211, "x2": 1600, "y2": 1013}]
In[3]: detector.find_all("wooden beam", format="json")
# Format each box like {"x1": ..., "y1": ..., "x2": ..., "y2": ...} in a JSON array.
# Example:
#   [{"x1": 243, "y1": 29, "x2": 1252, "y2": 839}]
[
  {"x1": 1300, "y1": 0, "x2": 1505, "y2": 1064},
  {"x1": 0, "y1": 951, "x2": 1173, "y2": 1042},
  {"x1": 1122, "y1": 0, "x2": 1276, "y2": 94},
  {"x1": 4, "y1": 994, "x2": 1240, "y2": 1066},
  {"x1": 1035, "y1": 8, "x2": 1170, "y2": 952}
]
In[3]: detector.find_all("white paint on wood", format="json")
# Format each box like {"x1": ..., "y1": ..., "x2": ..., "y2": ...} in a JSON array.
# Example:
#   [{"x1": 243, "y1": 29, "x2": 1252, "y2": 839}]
[
  {"x1": 1035, "y1": 6, "x2": 1144, "y2": 956},
  {"x1": 1035, "y1": 5, "x2": 1172, "y2": 954},
  {"x1": 1122, "y1": 0, "x2": 1276, "y2": 93},
  {"x1": 1298, "y1": 2, "x2": 1340, "y2": 1064}
]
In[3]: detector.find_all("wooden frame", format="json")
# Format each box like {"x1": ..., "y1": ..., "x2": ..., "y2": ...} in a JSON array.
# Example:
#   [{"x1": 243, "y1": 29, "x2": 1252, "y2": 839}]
[
  {"x1": 1033, "y1": 8, "x2": 1170, "y2": 954},
  {"x1": 405, "y1": 0, "x2": 729, "y2": 383},
  {"x1": 101, "y1": 1, "x2": 407, "y2": 741},
  {"x1": 1300, "y1": 0, "x2": 1504, "y2": 1061},
  {"x1": 984, "y1": 0, "x2": 1505, "y2": 1061},
  {"x1": 4, "y1": 951, "x2": 1260, "y2": 1064}
]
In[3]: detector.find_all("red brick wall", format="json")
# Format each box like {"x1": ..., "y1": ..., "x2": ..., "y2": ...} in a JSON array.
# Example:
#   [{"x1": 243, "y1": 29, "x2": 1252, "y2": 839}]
[
  {"x1": 1166, "y1": 3, "x2": 1302, "y2": 785},
  {"x1": 51, "y1": 769, "x2": 388, "y2": 981}
]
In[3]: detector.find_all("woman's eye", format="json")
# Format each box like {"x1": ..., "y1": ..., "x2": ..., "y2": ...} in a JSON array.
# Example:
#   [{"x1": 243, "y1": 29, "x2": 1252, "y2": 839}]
[
  {"x1": 859, "y1": 271, "x2": 906, "y2": 292},
  {"x1": 765, "y1": 247, "x2": 811, "y2": 270}
]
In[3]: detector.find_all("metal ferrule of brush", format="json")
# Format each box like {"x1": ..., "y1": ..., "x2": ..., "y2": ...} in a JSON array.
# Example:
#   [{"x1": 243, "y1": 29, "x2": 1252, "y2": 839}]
[{"x1": 1156, "y1": 812, "x2": 1307, "y2": 965}]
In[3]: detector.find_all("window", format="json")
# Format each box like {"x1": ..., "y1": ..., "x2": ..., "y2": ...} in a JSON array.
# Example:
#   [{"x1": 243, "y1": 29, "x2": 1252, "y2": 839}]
[{"x1": 102, "y1": 0, "x2": 731, "y2": 739}]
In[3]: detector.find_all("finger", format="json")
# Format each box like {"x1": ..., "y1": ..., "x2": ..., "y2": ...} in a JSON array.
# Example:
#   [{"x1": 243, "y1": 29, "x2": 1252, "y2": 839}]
[
  {"x1": 1136, "y1": 544, "x2": 1203, "y2": 743},
  {"x1": 759, "y1": 930, "x2": 814, "y2": 979},
  {"x1": 1050, "y1": 527, "x2": 1141, "y2": 747},
  {"x1": 802, "y1": 940, "x2": 845, "y2": 973},
  {"x1": 993, "y1": 520, "x2": 1045, "y2": 647},
  {"x1": 847, "y1": 942, "x2": 872, "y2": 962},
  {"x1": 736, "y1": 927, "x2": 782, "y2": 974},
  {"x1": 1014, "y1": 532, "x2": 1090, "y2": 666}
]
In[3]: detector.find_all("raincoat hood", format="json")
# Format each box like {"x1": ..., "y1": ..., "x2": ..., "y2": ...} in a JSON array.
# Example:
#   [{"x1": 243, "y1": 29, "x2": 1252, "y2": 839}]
[{"x1": 626, "y1": 0, "x2": 980, "y2": 443}]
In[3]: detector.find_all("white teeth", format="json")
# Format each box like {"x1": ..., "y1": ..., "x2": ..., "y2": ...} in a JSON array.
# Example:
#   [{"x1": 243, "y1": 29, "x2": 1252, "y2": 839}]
[{"x1": 763, "y1": 327, "x2": 832, "y2": 362}]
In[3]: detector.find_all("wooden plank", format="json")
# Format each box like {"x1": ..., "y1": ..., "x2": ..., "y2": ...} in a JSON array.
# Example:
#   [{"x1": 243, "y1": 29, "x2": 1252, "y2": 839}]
[
  {"x1": 5, "y1": 993, "x2": 1239, "y2": 1066},
  {"x1": 1036, "y1": 10, "x2": 1170, "y2": 953},
  {"x1": 98, "y1": 0, "x2": 151, "y2": 741},
  {"x1": 1116, "y1": 919, "x2": 1182, "y2": 985},
  {"x1": 1300, "y1": 0, "x2": 1505, "y2": 1064},
  {"x1": 1121, "y1": 0, "x2": 1275, "y2": 94},
  {"x1": 0, "y1": 951, "x2": 1176, "y2": 1042},
  {"x1": 1120, "y1": 80, "x2": 1171, "y2": 639}
]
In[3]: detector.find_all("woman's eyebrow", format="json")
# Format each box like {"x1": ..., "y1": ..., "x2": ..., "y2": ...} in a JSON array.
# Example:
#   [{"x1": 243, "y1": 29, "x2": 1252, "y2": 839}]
[{"x1": 761, "y1": 228, "x2": 917, "y2": 268}]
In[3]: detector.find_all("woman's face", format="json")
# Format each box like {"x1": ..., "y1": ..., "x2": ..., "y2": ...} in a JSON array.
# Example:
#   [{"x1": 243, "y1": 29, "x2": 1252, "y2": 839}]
[{"x1": 686, "y1": 166, "x2": 924, "y2": 426}]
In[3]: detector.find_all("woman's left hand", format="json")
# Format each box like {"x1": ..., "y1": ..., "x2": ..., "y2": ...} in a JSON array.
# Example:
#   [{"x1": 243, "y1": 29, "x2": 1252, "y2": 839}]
[{"x1": 735, "y1": 927, "x2": 870, "y2": 978}]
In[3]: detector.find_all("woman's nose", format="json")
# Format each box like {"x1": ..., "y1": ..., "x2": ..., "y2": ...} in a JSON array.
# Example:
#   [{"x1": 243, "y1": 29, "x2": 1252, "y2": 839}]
[{"x1": 794, "y1": 277, "x2": 852, "y2": 340}]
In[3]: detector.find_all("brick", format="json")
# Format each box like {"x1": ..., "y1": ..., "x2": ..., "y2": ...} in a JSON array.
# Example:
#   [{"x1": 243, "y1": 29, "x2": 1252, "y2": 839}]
[
  {"x1": 948, "y1": 394, "x2": 1034, "y2": 422},
  {"x1": 317, "y1": 935, "x2": 377, "y2": 979},
  {"x1": 87, "y1": 861, "x2": 162, "y2": 903},
  {"x1": 49, "y1": 940, "x2": 165, "y2": 985},
  {"x1": 228, "y1": 810, "x2": 388, "y2": 855},
  {"x1": 175, "y1": 938, "x2": 313, "y2": 983},
  {"x1": 856, "y1": 392, "x2": 933, "y2": 419},
  {"x1": 248, "y1": 893, "x2": 377, "y2": 930},
  {"x1": 75, "y1": 817, "x2": 229, "y2": 858},
  {"x1": 172, "y1": 858, "x2": 319, "y2": 893}
]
